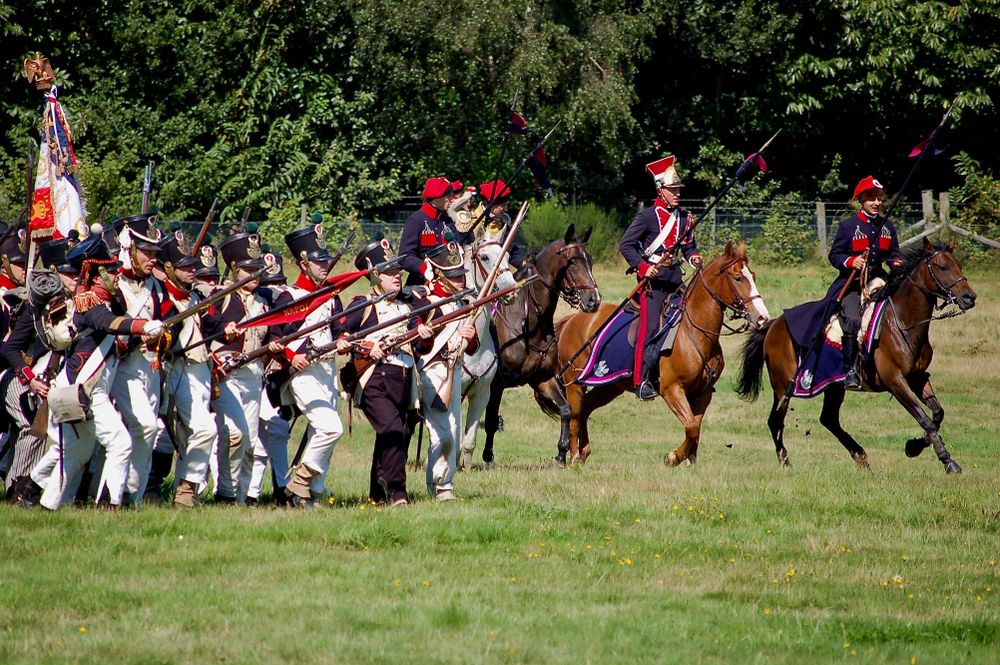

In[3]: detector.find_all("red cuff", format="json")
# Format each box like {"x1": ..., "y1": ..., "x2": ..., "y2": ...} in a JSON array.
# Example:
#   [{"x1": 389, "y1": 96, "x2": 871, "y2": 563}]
[
  {"x1": 17, "y1": 366, "x2": 36, "y2": 386},
  {"x1": 464, "y1": 331, "x2": 480, "y2": 355},
  {"x1": 129, "y1": 319, "x2": 148, "y2": 335},
  {"x1": 846, "y1": 256, "x2": 859, "y2": 269},
  {"x1": 283, "y1": 346, "x2": 297, "y2": 362}
]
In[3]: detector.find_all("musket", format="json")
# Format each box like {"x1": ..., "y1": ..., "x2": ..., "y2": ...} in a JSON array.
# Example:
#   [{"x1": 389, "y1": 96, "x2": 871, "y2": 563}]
[
  {"x1": 353, "y1": 276, "x2": 538, "y2": 378},
  {"x1": 192, "y1": 198, "x2": 220, "y2": 254},
  {"x1": 558, "y1": 130, "x2": 781, "y2": 377},
  {"x1": 466, "y1": 120, "x2": 561, "y2": 236},
  {"x1": 309, "y1": 287, "x2": 475, "y2": 359},
  {"x1": 221, "y1": 291, "x2": 391, "y2": 374},
  {"x1": 328, "y1": 229, "x2": 356, "y2": 268},
  {"x1": 220, "y1": 206, "x2": 252, "y2": 283},
  {"x1": 156, "y1": 267, "x2": 267, "y2": 335},
  {"x1": 141, "y1": 161, "x2": 154, "y2": 214}
]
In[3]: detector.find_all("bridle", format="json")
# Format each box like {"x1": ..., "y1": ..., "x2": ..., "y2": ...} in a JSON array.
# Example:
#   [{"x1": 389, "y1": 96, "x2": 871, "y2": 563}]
[
  {"x1": 684, "y1": 257, "x2": 762, "y2": 336},
  {"x1": 534, "y1": 241, "x2": 599, "y2": 309},
  {"x1": 470, "y1": 239, "x2": 507, "y2": 287},
  {"x1": 893, "y1": 250, "x2": 971, "y2": 330}
]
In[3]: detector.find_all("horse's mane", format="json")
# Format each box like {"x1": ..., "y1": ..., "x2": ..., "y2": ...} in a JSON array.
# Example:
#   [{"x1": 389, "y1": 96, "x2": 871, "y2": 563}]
[{"x1": 873, "y1": 241, "x2": 949, "y2": 301}]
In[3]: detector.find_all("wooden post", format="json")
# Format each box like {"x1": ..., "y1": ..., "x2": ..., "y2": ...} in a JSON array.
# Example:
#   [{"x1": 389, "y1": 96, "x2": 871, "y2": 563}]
[
  {"x1": 938, "y1": 191, "x2": 950, "y2": 240},
  {"x1": 708, "y1": 204, "x2": 717, "y2": 247},
  {"x1": 300, "y1": 204, "x2": 308, "y2": 227},
  {"x1": 921, "y1": 190, "x2": 935, "y2": 223},
  {"x1": 815, "y1": 202, "x2": 827, "y2": 256}
]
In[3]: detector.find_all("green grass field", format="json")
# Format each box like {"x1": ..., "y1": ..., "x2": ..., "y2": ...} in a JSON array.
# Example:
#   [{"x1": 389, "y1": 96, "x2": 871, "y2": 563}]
[{"x1": 2, "y1": 258, "x2": 998, "y2": 664}]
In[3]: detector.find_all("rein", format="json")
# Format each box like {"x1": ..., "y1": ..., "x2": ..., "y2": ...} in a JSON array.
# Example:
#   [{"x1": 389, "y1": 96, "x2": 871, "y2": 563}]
[
  {"x1": 534, "y1": 242, "x2": 598, "y2": 309},
  {"x1": 682, "y1": 258, "x2": 758, "y2": 338},
  {"x1": 894, "y1": 250, "x2": 971, "y2": 330}
]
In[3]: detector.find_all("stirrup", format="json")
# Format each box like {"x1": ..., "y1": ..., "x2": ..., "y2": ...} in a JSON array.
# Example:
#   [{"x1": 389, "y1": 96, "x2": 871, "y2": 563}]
[
  {"x1": 844, "y1": 369, "x2": 862, "y2": 391},
  {"x1": 636, "y1": 381, "x2": 658, "y2": 401}
]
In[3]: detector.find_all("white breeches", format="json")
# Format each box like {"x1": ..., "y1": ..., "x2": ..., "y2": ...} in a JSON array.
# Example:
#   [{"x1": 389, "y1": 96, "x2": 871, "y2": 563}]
[
  {"x1": 109, "y1": 352, "x2": 161, "y2": 504},
  {"x1": 211, "y1": 363, "x2": 262, "y2": 500},
  {"x1": 243, "y1": 390, "x2": 291, "y2": 499},
  {"x1": 419, "y1": 360, "x2": 462, "y2": 493},
  {"x1": 164, "y1": 360, "x2": 218, "y2": 486},
  {"x1": 290, "y1": 360, "x2": 343, "y2": 494}
]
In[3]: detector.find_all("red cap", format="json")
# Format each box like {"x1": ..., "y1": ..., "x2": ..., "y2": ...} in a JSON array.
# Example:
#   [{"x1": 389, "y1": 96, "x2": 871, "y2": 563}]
[
  {"x1": 852, "y1": 175, "x2": 884, "y2": 200},
  {"x1": 479, "y1": 179, "x2": 511, "y2": 203},
  {"x1": 450, "y1": 180, "x2": 463, "y2": 192},
  {"x1": 422, "y1": 177, "x2": 453, "y2": 200}
]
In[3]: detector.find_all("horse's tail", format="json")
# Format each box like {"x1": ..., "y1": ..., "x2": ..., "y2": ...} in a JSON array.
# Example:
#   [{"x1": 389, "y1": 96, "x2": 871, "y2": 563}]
[{"x1": 735, "y1": 320, "x2": 773, "y2": 402}]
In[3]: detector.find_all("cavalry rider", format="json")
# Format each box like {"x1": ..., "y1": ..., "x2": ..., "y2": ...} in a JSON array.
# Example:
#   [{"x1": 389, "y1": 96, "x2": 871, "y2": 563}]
[
  {"x1": 109, "y1": 213, "x2": 170, "y2": 505},
  {"x1": 399, "y1": 177, "x2": 473, "y2": 286},
  {"x1": 415, "y1": 244, "x2": 478, "y2": 501},
  {"x1": 20, "y1": 233, "x2": 163, "y2": 509},
  {"x1": 619, "y1": 155, "x2": 702, "y2": 400},
  {"x1": 827, "y1": 176, "x2": 903, "y2": 389},
  {"x1": 204, "y1": 231, "x2": 270, "y2": 504},
  {"x1": 274, "y1": 225, "x2": 345, "y2": 508},
  {"x1": 336, "y1": 240, "x2": 430, "y2": 507},
  {"x1": 153, "y1": 231, "x2": 219, "y2": 507}
]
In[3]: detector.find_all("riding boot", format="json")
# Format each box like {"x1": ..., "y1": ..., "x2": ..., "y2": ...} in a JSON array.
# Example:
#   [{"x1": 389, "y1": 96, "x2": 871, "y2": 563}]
[
  {"x1": 635, "y1": 346, "x2": 659, "y2": 401},
  {"x1": 842, "y1": 336, "x2": 862, "y2": 390},
  {"x1": 144, "y1": 450, "x2": 173, "y2": 505}
]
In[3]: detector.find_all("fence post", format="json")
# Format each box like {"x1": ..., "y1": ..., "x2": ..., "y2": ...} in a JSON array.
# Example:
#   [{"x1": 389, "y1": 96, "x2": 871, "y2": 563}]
[
  {"x1": 300, "y1": 204, "x2": 308, "y2": 227},
  {"x1": 921, "y1": 190, "x2": 935, "y2": 223},
  {"x1": 815, "y1": 202, "x2": 827, "y2": 256},
  {"x1": 938, "y1": 191, "x2": 950, "y2": 240}
]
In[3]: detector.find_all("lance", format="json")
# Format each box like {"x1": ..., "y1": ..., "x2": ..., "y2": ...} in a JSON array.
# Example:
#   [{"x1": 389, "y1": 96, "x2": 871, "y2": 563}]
[
  {"x1": 220, "y1": 291, "x2": 392, "y2": 374},
  {"x1": 478, "y1": 88, "x2": 521, "y2": 221},
  {"x1": 141, "y1": 161, "x2": 154, "y2": 214},
  {"x1": 438, "y1": 201, "x2": 528, "y2": 405},
  {"x1": 466, "y1": 120, "x2": 561, "y2": 236},
  {"x1": 181, "y1": 257, "x2": 403, "y2": 353},
  {"x1": 558, "y1": 130, "x2": 781, "y2": 377},
  {"x1": 191, "y1": 198, "x2": 220, "y2": 254},
  {"x1": 307, "y1": 287, "x2": 476, "y2": 359}
]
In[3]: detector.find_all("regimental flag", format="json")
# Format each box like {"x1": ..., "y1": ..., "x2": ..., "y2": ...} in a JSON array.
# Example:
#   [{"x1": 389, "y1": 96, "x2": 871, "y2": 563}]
[
  {"x1": 238, "y1": 268, "x2": 369, "y2": 329},
  {"x1": 909, "y1": 135, "x2": 946, "y2": 158},
  {"x1": 507, "y1": 110, "x2": 554, "y2": 197},
  {"x1": 29, "y1": 85, "x2": 87, "y2": 240},
  {"x1": 735, "y1": 152, "x2": 769, "y2": 194}
]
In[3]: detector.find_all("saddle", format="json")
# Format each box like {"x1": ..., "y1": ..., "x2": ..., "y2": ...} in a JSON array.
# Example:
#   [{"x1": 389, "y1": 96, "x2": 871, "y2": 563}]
[{"x1": 822, "y1": 277, "x2": 888, "y2": 353}]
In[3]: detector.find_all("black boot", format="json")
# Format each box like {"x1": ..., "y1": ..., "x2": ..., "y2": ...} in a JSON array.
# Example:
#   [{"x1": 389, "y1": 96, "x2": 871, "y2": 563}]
[
  {"x1": 15, "y1": 476, "x2": 42, "y2": 508},
  {"x1": 144, "y1": 450, "x2": 174, "y2": 505},
  {"x1": 842, "y1": 336, "x2": 861, "y2": 390}
]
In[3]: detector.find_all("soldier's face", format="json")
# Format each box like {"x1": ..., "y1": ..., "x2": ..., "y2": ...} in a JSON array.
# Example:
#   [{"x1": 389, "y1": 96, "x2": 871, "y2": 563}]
[
  {"x1": 659, "y1": 186, "x2": 681, "y2": 207},
  {"x1": 134, "y1": 247, "x2": 157, "y2": 275},
  {"x1": 236, "y1": 266, "x2": 259, "y2": 292},
  {"x1": 860, "y1": 191, "x2": 882, "y2": 216},
  {"x1": 379, "y1": 271, "x2": 401, "y2": 296},
  {"x1": 59, "y1": 272, "x2": 79, "y2": 294},
  {"x1": 490, "y1": 201, "x2": 509, "y2": 218},
  {"x1": 7, "y1": 263, "x2": 26, "y2": 285},
  {"x1": 429, "y1": 195, "x2": 450, "y2": 212},
  {"x1": 306, "y1": 259, "x2": 332, "y2": 283},
  {"x1": 174, "y1": 265, "x2": 196, "y2": 288}
]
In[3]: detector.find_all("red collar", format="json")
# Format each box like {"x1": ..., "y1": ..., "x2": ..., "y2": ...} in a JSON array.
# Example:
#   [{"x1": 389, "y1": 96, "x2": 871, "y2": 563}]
[
  {"x1": 655, "y1": 196, "x2": 676, "y2": 211},
  {"x1": 293, "y1": 272, "x2": 318, "y2": 293},
  {"x1": 0, "y1": 274, "x2": 18, "y2": 290},
  {"x1": 858, "y1": 210, "x2": 876, "y2": 222},
  {"x1": 164, "y1": 279, "x2": 190, "y2": 301},
  {"x1": 421, "y1": 202, "x2": 441, "y2": 218},
  {"x1": 431, "y1": 282, "x2": 453, "y2": 298}
]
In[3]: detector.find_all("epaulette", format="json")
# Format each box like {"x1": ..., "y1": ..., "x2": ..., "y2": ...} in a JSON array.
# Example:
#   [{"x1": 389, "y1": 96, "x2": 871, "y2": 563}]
[{"x1": 74, "y1": 291, "x2": 105, "y2": 312}]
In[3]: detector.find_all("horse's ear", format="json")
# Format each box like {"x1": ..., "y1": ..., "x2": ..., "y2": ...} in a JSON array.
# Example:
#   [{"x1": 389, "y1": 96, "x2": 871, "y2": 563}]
[
  {"x1": 736, "y1": 240, "x2": 748, "y2": 258},
  {"x1": 724, "y1": 240, "x2": 734, "y2": 256},
  {"x1": 947, "y1": 238, "x2": 957, "y2": 252},
  {"x1": 923, "y1": 237, "x2": 935, "y2": 253},
  {"x1": 564, "y1": 223, "x2": 576, "y2": 243},
  {"x1": 580, "y1": 227, "x2": 592, "y2": 243}
]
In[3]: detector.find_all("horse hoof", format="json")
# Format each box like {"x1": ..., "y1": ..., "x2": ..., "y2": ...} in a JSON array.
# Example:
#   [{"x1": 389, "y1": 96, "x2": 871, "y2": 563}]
[
  {"x1": 945, "y1": 460, "x2": 963, "y2": 475},
  {"x1": 664, "y1": 451, "x2": 682, "y2": 467},
  {"x1": 484, "y1": 460, "x2": 496, "y2": 471},
  {"x1": 551, "y1": 455, "x2": 567, "y2": 468},
  {"x1": 852, "y1": 452, "x2": 871, "y2": 471},
  {"x1": 905, "y1": 437, "x2": 929, "y2": 458},
  {"x1": 776, "y1": 449, "x2": 790, "y2": 468}
]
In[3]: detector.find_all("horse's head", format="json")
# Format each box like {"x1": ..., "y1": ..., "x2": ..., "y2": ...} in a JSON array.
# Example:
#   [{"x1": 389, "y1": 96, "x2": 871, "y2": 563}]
[
  {"x1": 912, "y1": 238, "x2": 977, "y2": 311},
  {"x1": 538, "y1": 223, "x2": 601, "y2": 312},
  {"x1": 465, "y1": 228, "x2": 516, "y2": 303},
  {"x1": 701, "y1": 241, "x2": 770, "y2": 329}
]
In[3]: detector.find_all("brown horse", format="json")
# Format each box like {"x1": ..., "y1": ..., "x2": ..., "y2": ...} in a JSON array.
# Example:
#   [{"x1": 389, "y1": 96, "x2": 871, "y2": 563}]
[
  {"x1": 476, "y1": 224, "x2": 602, "y2": 467},
  {"x1": 551, "y1": 241, "x2": 770, "y2": 464},
  {"x1": 735, "y1": 239, "x2": 976, "y2": 473}
]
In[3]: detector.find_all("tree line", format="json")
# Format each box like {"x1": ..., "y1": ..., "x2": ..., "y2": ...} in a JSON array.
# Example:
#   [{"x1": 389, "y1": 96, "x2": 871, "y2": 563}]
[{"x1": 1, "y1": 0, "x2": 998, "y2": 232}]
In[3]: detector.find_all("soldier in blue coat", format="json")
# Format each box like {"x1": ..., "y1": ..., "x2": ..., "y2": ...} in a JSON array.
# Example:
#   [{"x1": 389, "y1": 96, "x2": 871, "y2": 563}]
[
  {"x1": 399, "y1": 177, "x2": 473, "y2": 286},
  {"x1": 826, "y1": 175, "x2": 903, "y2": 388},
  {"x1": 619, "y1": 155, "x2": 702, "y2": 400}
]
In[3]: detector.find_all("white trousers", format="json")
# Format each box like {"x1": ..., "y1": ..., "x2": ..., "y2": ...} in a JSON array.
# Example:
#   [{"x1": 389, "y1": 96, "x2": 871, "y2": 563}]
[
  {"x1": 108, "y1": 351, "x2": 161, "y2": 504},
  {"x1": 32, "y1": 363, "x2": 132, "y2": 509},
  {"x1": 211, "y1": 363, "x2": 262, "y2": 500},
  {"x1": 243, "y1": 389, "x2": 291, "y2": 500},
  {"x1": 419, "y1": 359, "x2": 461, "y2": 493},
  {"x1": 164, "y1": 360, "x2": 217, "y2": 486},
  {"x1": 290, "y1": 360, "x2": 343, "y2": 494}
]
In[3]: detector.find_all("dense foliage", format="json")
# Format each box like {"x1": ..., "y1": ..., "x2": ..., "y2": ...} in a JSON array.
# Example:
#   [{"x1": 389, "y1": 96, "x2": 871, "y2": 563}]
[{"x1": 1, "y1": 0, "x2": 999, "y2": 236}]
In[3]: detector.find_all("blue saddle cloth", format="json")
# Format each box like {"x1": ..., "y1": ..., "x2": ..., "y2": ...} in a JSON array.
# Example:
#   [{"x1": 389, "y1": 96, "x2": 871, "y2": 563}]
[
  {"x1": 789, "y1": 299, "x2": 889, "y2": 398},
  {"x1": 576, "y1": 294, "x2": 684, "y2": 387}
]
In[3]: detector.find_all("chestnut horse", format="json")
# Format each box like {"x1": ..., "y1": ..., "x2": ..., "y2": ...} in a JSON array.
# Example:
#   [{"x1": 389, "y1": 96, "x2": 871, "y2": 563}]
[
  {"x1": 552, "y1": 241, "x2": 770, "y2": 464},
  {"x1": 735, "y1": 239, "x2": 976, "y2": 473}
]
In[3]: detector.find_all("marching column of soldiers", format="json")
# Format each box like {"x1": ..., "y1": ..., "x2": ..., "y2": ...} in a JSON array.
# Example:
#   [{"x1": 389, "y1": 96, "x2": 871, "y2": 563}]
[{"x1": 0, "y1": 175, "x2": 513, "y2": 509}]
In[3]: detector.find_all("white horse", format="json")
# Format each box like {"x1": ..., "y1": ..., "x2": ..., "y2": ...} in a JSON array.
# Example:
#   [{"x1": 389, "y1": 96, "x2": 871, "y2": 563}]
[{"x1": 458, "y1": 225, "x2": 516, "y2": 470}]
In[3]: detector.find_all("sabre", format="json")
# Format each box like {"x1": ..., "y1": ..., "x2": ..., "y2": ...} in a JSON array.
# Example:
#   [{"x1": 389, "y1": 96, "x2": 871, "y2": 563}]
[{"x1": 558, "y1": 130, "x2": 782, "y2": 377}]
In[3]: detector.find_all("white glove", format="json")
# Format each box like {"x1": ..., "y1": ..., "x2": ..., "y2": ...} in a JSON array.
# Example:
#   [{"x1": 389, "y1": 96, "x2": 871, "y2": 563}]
[{"x1": 142, "y1": 320, "x2": 163, "y2": 336}]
